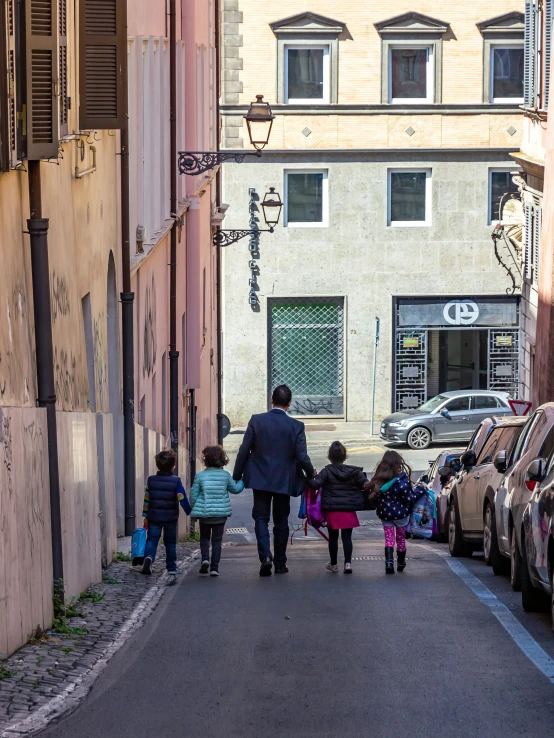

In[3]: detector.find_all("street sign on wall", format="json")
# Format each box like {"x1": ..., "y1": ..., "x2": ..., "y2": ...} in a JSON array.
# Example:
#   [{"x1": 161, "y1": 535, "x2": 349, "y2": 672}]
[{"x1": 508, "y1": 399, "x2": 532, "y2": 416}]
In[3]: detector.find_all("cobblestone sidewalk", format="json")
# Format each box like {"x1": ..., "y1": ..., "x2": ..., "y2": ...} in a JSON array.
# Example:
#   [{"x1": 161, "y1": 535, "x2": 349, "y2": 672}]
[{"x1": 0, "y1": 543, "x2": 200, "y2": 736}]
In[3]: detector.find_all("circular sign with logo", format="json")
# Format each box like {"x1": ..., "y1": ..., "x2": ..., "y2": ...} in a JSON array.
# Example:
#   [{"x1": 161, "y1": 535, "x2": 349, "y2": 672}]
[{"x1": 443, "y1": 300, "x2": 480, "y2": 326}]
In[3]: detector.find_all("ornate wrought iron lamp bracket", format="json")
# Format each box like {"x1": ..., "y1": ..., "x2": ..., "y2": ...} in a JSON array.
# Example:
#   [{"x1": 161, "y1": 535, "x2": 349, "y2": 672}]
[
  {"x1": 178, "y1": 150, "x2": 261, "y2": 176},
  {"x1": 212, "y1": 227, "x2": 273, "y2": 248}
]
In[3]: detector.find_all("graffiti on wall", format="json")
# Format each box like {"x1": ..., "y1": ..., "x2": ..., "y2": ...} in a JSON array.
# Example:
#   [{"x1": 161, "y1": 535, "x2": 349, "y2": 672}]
[
  {"x1": 51, "y1": 272, "x2": 70, "y2": 323},
  {"x1": 1, "y1": 285, "x2": 32, "y2": 404},
  {"x1": 93, "y1": 313, "x2": 108, "y2": 410},
  {"x1": 0, "y1": 411, "x2": 13, "y2": 494},
  {"x1": 54, "y1": 347, "x2": 82, "y2": 408},
  {"x1": 143, "y1": 276, "x2": 157, "y2": 377}
]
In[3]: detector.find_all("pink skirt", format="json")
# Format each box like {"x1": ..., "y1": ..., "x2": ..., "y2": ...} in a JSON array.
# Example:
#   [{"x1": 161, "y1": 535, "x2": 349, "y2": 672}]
[{"x1": 325, "y1": 511, "x2": 360, "y2": 530}]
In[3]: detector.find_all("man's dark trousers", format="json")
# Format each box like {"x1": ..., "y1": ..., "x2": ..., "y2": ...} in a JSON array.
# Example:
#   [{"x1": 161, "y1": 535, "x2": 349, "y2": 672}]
[{"x1": 252, "y1": 490, "x2": 291, "y2": 567}]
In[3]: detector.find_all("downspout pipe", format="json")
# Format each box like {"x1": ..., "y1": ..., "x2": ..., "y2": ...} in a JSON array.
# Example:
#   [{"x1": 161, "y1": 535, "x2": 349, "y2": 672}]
[
  {"x1": 215, "y1": 0, "x2": 224, "y2": 445},
  {"x1": 169, "y1": 0, "x2": 179, "y2": 461},
  {"x1": 120, "y1": 20, "x2": 136, "y2": 535},
  {"x1": 27, "y1": 161, "x2": 64, "y2": 589}
]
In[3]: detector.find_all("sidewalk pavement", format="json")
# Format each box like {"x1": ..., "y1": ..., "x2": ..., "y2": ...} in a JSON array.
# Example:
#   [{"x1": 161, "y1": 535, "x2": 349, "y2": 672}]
[
  {"x1": 224, "y1": 420, "x2": 383, "y2": 452},
  {"x1": 0, "y1": 542, "x2": 200, "y2": 736}
]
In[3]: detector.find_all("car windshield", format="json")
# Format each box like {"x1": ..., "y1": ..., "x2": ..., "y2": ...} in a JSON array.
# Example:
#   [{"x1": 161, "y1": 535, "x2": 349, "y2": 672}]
[{"x1": 418, "y1": 395, "x2": 447, "y2": 413}]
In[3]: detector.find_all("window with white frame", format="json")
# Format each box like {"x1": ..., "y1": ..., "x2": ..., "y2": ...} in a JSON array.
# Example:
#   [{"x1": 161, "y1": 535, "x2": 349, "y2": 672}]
[
  {"x1": 284, "y1": 46, "x2": 330, "y2": 103},
  {"x1": 489, "y1": 169, "x2": 520, "y2": 223},
  {"x1": 285, "y1": 170, "x2": 328, "y2": 227},
  {"x1": 388, "y1": 170, "x2": 432, "y2": 226},
  {"x1": 389, "y1": 46, "x2": 434, "y2": 103},
  {"x1": 490, "y1": 45, "x2": 524, "y2": 102}
]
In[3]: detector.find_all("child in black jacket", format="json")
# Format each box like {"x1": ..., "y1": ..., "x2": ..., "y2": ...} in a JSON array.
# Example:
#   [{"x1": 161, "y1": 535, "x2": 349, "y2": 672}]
[{"x1": 308, "y1": 441, "x2": 367, "y2": 574}]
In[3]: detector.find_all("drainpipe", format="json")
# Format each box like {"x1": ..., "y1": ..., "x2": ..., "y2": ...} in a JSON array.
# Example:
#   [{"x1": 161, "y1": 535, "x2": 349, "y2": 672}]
[
  {"x1": 27, "y1": 161, "x2": 64, "y2": 588},
  {"x1": 215, "y1": 0, "x2": 223, "y2": 445},
  {"x1": 120, "y1": 84, "x2": 136, "y2": 535},
  {"x1": 169, "y1": 0, "x2": 179, "y2": 462}
]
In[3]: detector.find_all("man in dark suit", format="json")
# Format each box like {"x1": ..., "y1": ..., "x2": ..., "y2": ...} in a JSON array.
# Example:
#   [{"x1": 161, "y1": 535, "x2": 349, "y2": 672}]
[{"x1": 233, "y1": 385, "x2": 314, "y2": 576}]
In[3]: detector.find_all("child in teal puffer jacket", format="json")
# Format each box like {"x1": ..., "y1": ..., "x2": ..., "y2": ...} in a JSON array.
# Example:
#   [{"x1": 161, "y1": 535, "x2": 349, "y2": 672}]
[{"x1": 190, "y1": 445, "x2": 244, "y2": 576}]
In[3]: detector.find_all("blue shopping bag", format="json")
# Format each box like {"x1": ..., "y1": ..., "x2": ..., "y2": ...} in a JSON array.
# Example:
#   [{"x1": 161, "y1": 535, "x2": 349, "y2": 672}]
[{"x1": 131, "y1": 527, "x2": 147, "y2": 566}]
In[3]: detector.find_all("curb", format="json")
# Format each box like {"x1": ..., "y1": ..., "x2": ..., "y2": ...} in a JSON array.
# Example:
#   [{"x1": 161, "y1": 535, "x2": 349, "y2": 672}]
[{"x1": 0, "y1": 549, "x2": 200, "y2": 738}]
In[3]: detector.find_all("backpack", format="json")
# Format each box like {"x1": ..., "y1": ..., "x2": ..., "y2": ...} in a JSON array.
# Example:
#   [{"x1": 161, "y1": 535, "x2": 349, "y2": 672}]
[
  {"x1": 306, "y1": 488, "x2": 325, "y2": 529},
  {"x1": 407, "y1": 485, "x2": 438, "y2": 540}
]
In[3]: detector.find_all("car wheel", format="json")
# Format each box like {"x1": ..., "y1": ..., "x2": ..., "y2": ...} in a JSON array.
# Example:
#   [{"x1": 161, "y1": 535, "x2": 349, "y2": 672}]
[
  {"x1": 510, "y1": 528, "x2": 523, "y2": 592},
  {"x1": 448, "y1": 502, "x2": 473, "y2": 558},
  {"x1": 485, "y1": 501, "x2": 510, "y2": 576},
  {"x1": 407, "y1": 427, "x2": 431, "y2": 450},
  {"x1": 521, "y1": 535, "x2": 549, "y2": 612}
]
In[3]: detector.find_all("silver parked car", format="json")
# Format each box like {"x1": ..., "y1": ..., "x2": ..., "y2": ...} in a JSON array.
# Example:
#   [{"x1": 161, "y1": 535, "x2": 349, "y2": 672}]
[
  {"x1": 497, "y1": 403, "x2": 554, "y2": 593},
  {"x1": 380, "y1": 390, "x2": 513, "y2": 450}
]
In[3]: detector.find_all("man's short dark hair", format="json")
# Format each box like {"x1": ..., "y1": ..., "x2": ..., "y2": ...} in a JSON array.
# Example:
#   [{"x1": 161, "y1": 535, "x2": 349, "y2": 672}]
[
  {"x1": 328, "y1": 441, "x2": 347, "y2": 464},
  {"x1": 156, "y1": 450, "x2": 176, "y2": 473},
  {"x1": 272, "y1": 385, "x2": 292, "y2": 407}
]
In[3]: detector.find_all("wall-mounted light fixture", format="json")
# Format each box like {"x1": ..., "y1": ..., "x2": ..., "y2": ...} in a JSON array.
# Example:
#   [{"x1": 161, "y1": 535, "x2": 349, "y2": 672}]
[
  {"x1": 212, "y1": 187, "x2": 283, "y2": 247},
  {"x1": 179, "y1": 96, "x2": 275, "y2": 176}
]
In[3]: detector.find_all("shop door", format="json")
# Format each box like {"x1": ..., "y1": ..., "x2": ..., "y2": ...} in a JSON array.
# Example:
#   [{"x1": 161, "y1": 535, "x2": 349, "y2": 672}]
[
  {"x1": 438, "y1": 329, "x2": 488, "y2": 392},
  {"x1": 269, "y1": 298, "x2": 344, "y2": 416}
]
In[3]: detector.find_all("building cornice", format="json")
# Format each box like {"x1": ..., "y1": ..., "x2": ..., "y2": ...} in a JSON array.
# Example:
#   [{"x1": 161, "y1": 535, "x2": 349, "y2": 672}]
[
  {"x1": 220, "y1": 148, "x2": 520, "y2": 159},
  {"x1": 220, "y1": 103, "x2": 523, "y2": 116}
]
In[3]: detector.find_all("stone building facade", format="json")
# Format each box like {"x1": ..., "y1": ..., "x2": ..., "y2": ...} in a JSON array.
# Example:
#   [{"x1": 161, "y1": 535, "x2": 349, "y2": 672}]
[{"x1": 220, "y1": 1, "x2": 525, "y2": 426}]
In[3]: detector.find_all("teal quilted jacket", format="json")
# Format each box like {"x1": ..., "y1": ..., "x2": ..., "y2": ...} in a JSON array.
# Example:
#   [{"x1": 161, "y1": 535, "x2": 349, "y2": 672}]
[{"x1": 190, "y1": 468, "x2": 244, "y2": 518}]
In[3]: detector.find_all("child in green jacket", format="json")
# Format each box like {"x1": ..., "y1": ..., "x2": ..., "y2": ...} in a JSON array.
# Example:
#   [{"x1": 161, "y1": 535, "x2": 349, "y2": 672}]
[{"x1": 190, "y1": 445, "x2": 244, "y2": 576}]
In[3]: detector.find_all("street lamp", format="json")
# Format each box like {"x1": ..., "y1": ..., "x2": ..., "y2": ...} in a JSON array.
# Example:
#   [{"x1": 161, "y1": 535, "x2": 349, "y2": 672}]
[
  {"x1": 213, "y1": 187, "x2": 283, "y2": 247},
  {"x1": 179, "y1": 95, "x2": 275, "y2": 175}
]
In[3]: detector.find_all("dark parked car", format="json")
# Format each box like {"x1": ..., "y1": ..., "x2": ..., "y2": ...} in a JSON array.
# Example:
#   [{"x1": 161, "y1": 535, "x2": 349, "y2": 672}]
[{"x1": 380, "y1": 391, "x2": 513, "y2": 450}]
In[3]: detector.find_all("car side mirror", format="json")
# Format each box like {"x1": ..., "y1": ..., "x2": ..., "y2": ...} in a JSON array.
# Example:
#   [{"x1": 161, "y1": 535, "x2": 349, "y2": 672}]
[
  {"x1": 527, "y1": 457, "x2": 546, "y2": 482},
  {"x1": 440, "y1": 409, "x2": 451, "y2": 419},
  {"x1": 420, "y1": 474, "x2": 430, "y2": 485},
  {"x1": 493, "y1": 450, "x2": 507, "y2": 473},
  {"x1": 461, "y1": 450, "x2": 476, "y2": 468}
]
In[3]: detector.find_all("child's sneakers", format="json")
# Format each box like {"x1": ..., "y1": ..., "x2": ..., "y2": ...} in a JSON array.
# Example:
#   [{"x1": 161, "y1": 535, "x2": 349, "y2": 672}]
[
  {"x1": 344, "y1": 563, "x2": 353, "y2": 574},
  {"x1": 199, "y1": 560, "x2": 210, "y2": 575},
  {"x1": 326, "y1": 562, "x2": 339, "y2": 573}
]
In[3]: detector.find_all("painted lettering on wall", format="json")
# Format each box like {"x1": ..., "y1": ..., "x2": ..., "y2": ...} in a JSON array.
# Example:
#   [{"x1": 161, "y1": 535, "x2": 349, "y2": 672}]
[
  {"x1": 143, "y1": 276, "x2": 157, "y2": 377},
  {"x1": 51, "y1": 272, "x2": 70, "y2": 323}
]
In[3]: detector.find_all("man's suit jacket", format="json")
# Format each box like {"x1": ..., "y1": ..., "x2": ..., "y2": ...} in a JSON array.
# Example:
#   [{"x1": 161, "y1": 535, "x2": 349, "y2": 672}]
[{"x1": 233, "y1": 409, "x2": 314, "y2": 496}]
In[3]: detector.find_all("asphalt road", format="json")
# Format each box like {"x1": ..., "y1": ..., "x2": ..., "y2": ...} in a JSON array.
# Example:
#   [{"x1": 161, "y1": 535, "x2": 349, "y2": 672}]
[{"x1": 38, "y1": 442, "x2": 554, "y2": 738}]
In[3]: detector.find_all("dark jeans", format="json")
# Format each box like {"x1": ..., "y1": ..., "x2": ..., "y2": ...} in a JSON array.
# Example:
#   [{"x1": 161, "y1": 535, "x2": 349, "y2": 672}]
[
  {"x1": 199, "y1": 521, "x2": 225, "y2": 571},
  {"x1": 144, "y1": 520, "x2": 178, "y2": 571},
  {"x1": 252, "y1": 490, "x2": 291, "y2": 567},
  {"x1": 328, "y1": 528, "x2": 353, "y2": 566}
]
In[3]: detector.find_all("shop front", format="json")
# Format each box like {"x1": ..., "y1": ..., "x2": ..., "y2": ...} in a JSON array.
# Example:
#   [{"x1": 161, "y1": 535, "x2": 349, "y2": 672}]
[{"x1": 393, "y1": 296, "x2": 520, "y2": 412}]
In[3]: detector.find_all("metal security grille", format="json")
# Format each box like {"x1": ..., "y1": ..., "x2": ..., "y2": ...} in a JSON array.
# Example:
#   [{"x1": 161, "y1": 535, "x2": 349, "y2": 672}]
[
  {"x1": 395, "y1": 330, "x2": 427, "y2": 410},
  {"x1": 269, "y1": 298, "x2": 344, "y2": 416},
  {"x1": 488, "y1": 329, "x2": 520, "y2": 397}
]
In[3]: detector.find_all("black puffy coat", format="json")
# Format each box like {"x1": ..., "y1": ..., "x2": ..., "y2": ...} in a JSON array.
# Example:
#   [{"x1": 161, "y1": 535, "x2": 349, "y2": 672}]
[{"x1": 308, "y1": 464, "x2": 367, "y2": 512}]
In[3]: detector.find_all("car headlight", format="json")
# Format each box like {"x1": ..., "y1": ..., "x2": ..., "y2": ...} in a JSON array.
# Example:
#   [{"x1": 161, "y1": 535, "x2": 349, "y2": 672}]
[{"x1": 389, "y1": 420, "x2": 407, "y2": 428}]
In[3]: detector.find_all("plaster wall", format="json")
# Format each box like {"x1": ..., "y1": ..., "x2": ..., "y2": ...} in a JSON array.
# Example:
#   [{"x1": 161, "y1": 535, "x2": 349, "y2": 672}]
[{"x1": 222, "y1": 154, "x2": 515, "y2": 426}]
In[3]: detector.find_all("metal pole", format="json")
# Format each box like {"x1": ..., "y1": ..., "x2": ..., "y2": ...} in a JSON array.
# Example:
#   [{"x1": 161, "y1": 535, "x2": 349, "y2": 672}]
[
  {"x1": 169, "y1": 0, "x2": 179, "y2": 461},
  {"x1": 370, "y1": 316, "x2": 380, "y2": 436},
  {"x1": 120, "y1": 79, "x2": 136, "y2": 534},
  {"x1": 27, "y1": 160, "x2": 64, "y2": 588}
]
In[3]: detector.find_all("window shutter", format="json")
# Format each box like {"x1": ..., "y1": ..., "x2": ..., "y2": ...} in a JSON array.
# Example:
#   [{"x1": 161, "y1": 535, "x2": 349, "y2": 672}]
[
  {"x1": 25, "y1": 0, "x2": 59, "y2": 159},
  {"x1": 533, "y1": 204, "x2": 541, "y2": 284},
  {"x1": 79, "y1": 0, "x2": 127, "y2": 130},
  {"x1": 524, "y1": 202, "x2": 533, "y2": 280},
  {"x1": 545, "y1": 0, "x2": 552, "y2": 110},
  {"x1": 59, "y1": 0, "x2": 67, "y2": 135},
  {"x1": 525, "y1": 0, "x2": 536, "y2": 107},
  {"x1": 0, "y1": 0, "x2": 9, "y2": 170}
]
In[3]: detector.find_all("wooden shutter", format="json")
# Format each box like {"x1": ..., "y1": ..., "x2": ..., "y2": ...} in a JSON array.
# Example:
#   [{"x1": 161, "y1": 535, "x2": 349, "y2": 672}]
[
  {"x1": 25, "y1": 0, "x2": 59, "y2": 159},
  {"x1": 533, "y1": 203, "x2": 542, "y2": 284},
  {"x1": 79, "y1": 0, "x2": 127, "y2": 130},
  {"x1": 59, "y1": 0, "x2": 67, "y2": 134},
  {"x1": 0, "y1": 0, "x2": 9, "y2": 169},
  {"x1": 524, "y1": 202, "x2": 533, "y2": 280},
  {"x1": 525, "y1": 0, "x2": 536, "y2": 107},
  {"x1": 545, "y1": 0, "x2": 552, "y2": 110}
]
